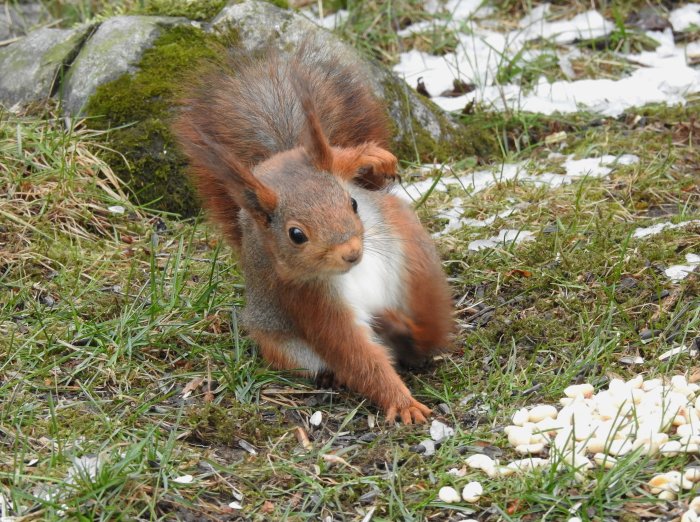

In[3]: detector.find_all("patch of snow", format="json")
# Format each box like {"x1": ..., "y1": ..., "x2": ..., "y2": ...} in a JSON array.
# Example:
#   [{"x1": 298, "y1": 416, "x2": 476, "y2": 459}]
[
  {"x1": 665, "y1": 253, "x2": 700, "y2": 282},
  {"x1": 633, "y1": 220, "x2": 700, "y2": 239},
  {"x1": 468, "y1": 229, "x2": 535, "y2": 251},
  {"x1": 394, "y1": 6, "x2": 700, "y2": 116},
  {"x1": 66, "y1": 455, "x2": 103, "y2": 484},
  {"x1": 669, "y1": 4, "x2": 700, "y2": 32},
  {"x1": 319, "y1": 9, "x2": 349, "y2": 29},
  {"x1": 398, "y1": 154, "x2": 637, "y2": 238},
  {"x1": 303, "y1": 8, "x2": 349, "y2": 30},
  {"x1": 523, "y1": 9, "x2": 613, "y2": 44},
  {"x1": 433, "y1": 201, "x2": 515, "y2": 237},
  {"x1": 398, "y1": 154, "x2": 637, "y2": 202}
]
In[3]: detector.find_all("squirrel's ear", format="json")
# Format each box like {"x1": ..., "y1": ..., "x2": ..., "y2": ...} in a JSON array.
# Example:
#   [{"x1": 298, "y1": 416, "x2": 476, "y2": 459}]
[
  {"x1": 178, "y1": 125, "x2": 277, "y2": 226},
  {"x1": 291, "y1": 68, "x2": 333, "y2": 172}
]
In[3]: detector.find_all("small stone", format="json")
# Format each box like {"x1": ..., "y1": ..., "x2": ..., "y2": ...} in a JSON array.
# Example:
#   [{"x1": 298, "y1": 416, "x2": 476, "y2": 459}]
[
  {"x1": 437, "y1": 403, "x2": 451, "y2": 415},
  {"x1": 438, "y1": 486, "x2": 461, "y2": 503},
  {"x1": 358, "y1": 433, "x2": 377, "y2": 443},
  {"x1": 430, "y1": 420, "x2": 454, "y2": 442},
  {"x1": 672, "y1": 375, "x2": 689, "y2": 391},
  {"x1": 679, "y1": 435, "x2": 700, "y2": 446},
  {"x1": 419, "y1": 440, "x2": 436, "y2": 457},
  {"x1": 309, "y1": 411, "x2": 323, "y2": 427},
  {"x1": 461, "y1": 481, "x2": 483, "y2": 503}
]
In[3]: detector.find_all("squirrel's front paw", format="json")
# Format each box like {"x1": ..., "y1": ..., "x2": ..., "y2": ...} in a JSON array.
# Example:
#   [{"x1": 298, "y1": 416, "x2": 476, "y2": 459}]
[
  {"x1": 355, "y1": 145, "x2": 399, "y2": 189},
  {"x1": 386, "y1": 397, "x2": 431, "y2": 425}
]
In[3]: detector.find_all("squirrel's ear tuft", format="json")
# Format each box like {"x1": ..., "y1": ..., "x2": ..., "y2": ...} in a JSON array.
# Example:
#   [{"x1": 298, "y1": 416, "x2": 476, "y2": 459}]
[
  {"x1": 174, "y1": 122, "x2": 277, "y2": 226},
  {"x1": 291, "y1": 67, "x2": 333, "y2": 172}
]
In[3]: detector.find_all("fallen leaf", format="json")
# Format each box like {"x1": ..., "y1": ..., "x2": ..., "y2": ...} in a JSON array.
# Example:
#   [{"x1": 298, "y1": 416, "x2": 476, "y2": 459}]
[
  {"x1": 295, "y1": 427, "x2": 312, "y2": 449},
  {"x1": 181, "y1": 376, "x2": 204, "y2": 398}
]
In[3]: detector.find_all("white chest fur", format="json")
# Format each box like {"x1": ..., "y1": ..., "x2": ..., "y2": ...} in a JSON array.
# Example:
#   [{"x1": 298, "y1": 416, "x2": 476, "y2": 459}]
[{"x1": 335, "y1": 189, "x2": 404, "y2": 326}]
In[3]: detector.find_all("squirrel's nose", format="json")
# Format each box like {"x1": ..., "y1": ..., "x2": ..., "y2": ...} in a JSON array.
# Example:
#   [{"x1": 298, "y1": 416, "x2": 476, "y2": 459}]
[
  {"x1": 340, "y1": 237, "x2": 363, "y2": 265},
  {"x1": 342, "y1": 250, "x2": 361, "y2": 264}
]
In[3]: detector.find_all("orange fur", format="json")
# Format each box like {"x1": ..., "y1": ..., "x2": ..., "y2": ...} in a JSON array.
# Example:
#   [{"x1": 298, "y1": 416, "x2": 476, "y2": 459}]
[
  {"x1": 278, "y1": 282, "x2": 431, "y2": 424},
  {"x1": 172, "y1": 41, "x2": 453, "y2": 424}
]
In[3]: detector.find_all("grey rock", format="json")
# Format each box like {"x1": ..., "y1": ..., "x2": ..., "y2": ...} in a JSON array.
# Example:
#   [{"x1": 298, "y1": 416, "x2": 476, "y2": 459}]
[
  {"x1": 62, "y1": 15, "x2": 188, "y2": 115},
  {"x1": 0, "y1": 2, "x2": 52, "y2": 41},
  {"x1": 0, "y1": 26, "x2": 90, "y2": 107},
  {"x1": 211, "y1": 0, "x2": 451, "y2": 146}
]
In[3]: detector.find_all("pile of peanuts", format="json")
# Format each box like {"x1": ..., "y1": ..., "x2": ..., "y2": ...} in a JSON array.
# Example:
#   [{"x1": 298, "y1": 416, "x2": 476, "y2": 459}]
[{"x1": 453, "y1": 374, "x2": 700, "y2": 519}]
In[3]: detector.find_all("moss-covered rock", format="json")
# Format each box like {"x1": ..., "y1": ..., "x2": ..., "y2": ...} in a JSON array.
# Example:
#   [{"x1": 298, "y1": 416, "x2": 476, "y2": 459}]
[
  {"x1": 63, "y1": 15, "x2": 190, "y2": 115},
  {"x1": 84, "y1": 25, "x2": 223, "y2": 216},
  {"x1": 0, "y1": 26, "x2": 90, "y2": 107},
  {"x1": 81, "y1": 0, "x2": 499, "y2": 215}
]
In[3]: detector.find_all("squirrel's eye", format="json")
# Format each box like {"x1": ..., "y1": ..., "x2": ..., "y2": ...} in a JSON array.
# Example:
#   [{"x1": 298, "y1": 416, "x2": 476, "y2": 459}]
[
  {"x1": 351, "y1": 198, "x2": 358, "y2": 213},
  {"x1": 288, "y1": 227, "x2": 308, "y2": 244}
]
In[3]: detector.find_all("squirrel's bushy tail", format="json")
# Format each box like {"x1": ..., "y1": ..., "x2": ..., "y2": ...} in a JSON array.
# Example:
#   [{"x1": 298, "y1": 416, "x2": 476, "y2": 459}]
[{"x1": 172, "y1": 39, "x2": 391, "y2": 248}]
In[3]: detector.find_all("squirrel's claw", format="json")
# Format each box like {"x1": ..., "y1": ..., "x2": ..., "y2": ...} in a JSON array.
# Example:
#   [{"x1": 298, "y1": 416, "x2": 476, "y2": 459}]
[{"x1": 385, "y1": 399, "x2": 431, "y2": 425}]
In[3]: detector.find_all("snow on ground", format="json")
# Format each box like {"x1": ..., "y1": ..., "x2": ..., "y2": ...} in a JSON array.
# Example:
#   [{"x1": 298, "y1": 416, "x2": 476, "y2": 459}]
[
  {"x1": 393, "y1": 3, "x2": 700, "y2": 116},
  {"x1": 669, "y1": 3, "x2": 700, "y2": 32},
  {"x1": 665, "y1": 254, "x2": 700, "y2": 282},
  {"x1": 633, "y1": 220, "x2": 700, "y2": 239},
  {"x1": 396, "y1": 153, "x2": 638, "y2": 246}
]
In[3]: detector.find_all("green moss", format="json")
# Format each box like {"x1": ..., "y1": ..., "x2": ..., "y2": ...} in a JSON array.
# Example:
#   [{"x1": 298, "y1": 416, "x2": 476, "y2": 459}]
[
  {"x1": 138, "y1": 0, "x2": 227, "y2": 20},
  {"x1": 265, "y1": 0, "x2": 290, "y2": 8},
  {"x1": 186, "y1": 403, "x2": 286, "y2": 446},
  {"x1": 86, "y1": 25, "x2": 226, "y2": 216}
]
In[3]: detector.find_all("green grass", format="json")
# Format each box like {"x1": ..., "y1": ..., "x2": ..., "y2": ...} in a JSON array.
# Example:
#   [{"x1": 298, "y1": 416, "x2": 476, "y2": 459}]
[{"x1": 2, "y1": 0, "x2": 700, "y2": 520}]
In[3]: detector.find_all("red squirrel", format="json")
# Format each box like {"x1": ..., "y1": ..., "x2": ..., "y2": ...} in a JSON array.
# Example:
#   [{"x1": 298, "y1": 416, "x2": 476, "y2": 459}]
[{"x1": 173, "y1": 41, "x2": 455, "y2": 424}]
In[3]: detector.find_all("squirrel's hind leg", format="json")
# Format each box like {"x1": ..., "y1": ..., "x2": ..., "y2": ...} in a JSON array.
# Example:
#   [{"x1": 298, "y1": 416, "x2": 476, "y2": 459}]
[
  {"x1": 373, "y1": 310, "x2": 430, "y2": 368},
  {"x1": 252, "y1": 330, "x2": 328, "y2": 378}
]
